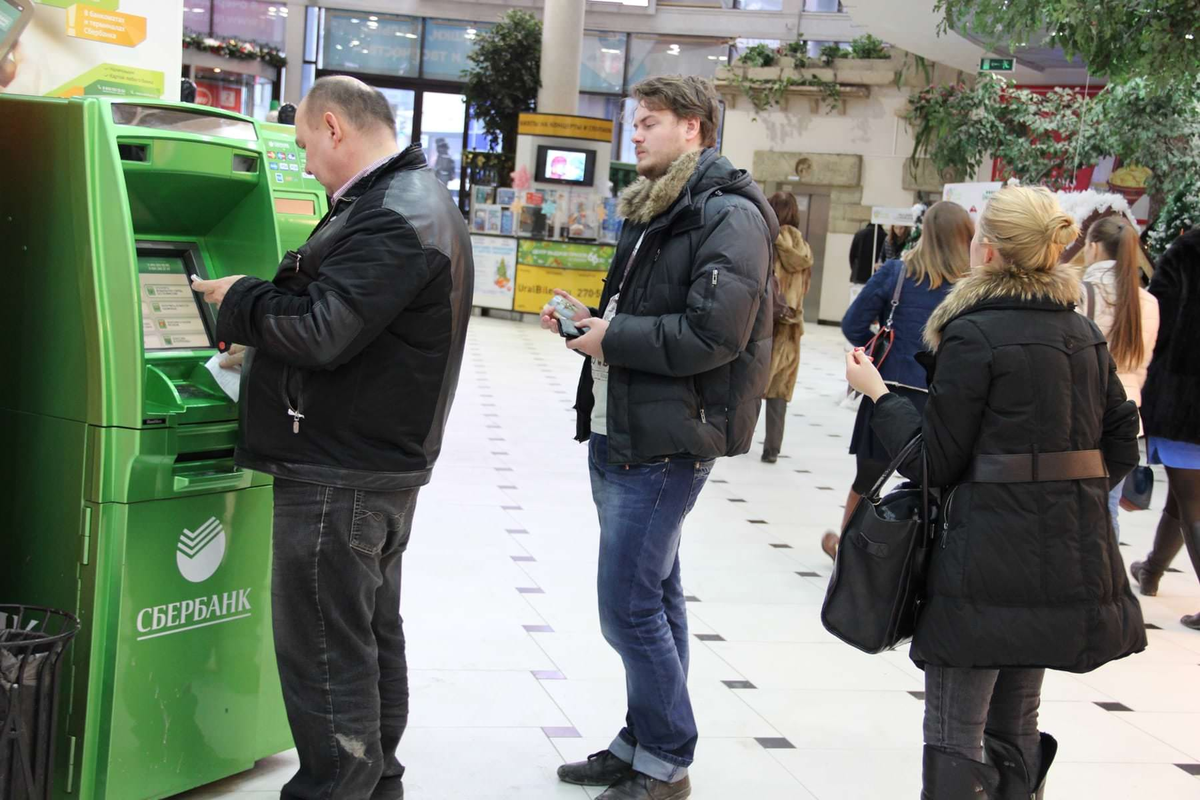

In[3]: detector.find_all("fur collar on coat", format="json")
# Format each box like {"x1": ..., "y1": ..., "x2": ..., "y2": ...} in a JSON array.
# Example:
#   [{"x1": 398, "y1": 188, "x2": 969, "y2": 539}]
[{"x1": 924, "y1": 261, "x2": 1082, "y2": 351}]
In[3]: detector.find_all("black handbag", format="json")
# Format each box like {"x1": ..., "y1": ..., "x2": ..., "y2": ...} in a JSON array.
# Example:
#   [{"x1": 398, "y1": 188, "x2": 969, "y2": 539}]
[
  {"x1": 1121, "y1": 464, "x2": 1154, "y2": 511},
  {"x1": 821, "y1": 435, "x2": 937, "y2": 655}
]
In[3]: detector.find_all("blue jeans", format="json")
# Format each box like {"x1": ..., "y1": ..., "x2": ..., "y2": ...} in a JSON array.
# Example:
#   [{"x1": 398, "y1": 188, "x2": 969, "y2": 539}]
[
  {"x1": 1110, "y1": 478, "x2": 1125, "y2": 543},
  {"x1": 588, "y1": 434, "x2": 714, "y2": 782}
]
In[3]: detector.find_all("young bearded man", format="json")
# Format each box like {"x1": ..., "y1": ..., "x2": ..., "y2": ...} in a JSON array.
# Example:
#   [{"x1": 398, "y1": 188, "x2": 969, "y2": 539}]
[{"x1": 540, "y1": 75, "x2": 777, "y2": 800}]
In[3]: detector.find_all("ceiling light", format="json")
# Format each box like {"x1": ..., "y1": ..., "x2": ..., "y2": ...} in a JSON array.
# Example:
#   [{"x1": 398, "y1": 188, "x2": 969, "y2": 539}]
[
  {"x1": 362, "y1": 49, "x2": 369, "y2": 54},
  {"x1": 349, "y1": 40, "x2": 360, "y2": 46},
  {"x1": 267, "y1": 5, "x2": 275, "y2": 10},
  {"x1": 405, "y1": 33, "x2": 417, "y2": 39},
  {"x1": 601, "y1": 48, "x2": 620, "y2": 54},
  {"x1": 191, "y1": 6, "x2": 205, "y2": 11},
  {"x1": 213, "y1": 67, "x2": 222, "y2": 73},
  {"x1": 350, "y1": 18, "x2": 360, "y2": 24},
  {"x1": 466, "y1": 28, "x2": 477, "y2": 34},
  {"x1": 335, "y1": 44, "x2": 343, "y2": 49},
  {"x1": 368, "y1": 15, "x2": 378, "y2": 21}
]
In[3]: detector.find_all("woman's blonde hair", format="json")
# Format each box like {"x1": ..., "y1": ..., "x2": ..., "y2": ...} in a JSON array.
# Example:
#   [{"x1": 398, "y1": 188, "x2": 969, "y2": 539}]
[
  {"x1": 902, "y1": 202, "x2": 974, "y2": 289},
  {"x1": 977, "y1": 186, "x2": 1079, "y2": 271}
]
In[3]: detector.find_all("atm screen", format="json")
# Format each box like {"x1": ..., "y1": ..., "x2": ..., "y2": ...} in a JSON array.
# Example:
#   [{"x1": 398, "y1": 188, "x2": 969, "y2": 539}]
[{"x1": 139, "y1": 254, "x2": 213, "y2": 351}]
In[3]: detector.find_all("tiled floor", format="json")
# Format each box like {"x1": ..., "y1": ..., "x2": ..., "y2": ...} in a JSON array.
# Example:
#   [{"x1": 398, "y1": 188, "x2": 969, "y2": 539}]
[{"x1": 174, "y1": 316, "x2": 1200, "y2": 799}]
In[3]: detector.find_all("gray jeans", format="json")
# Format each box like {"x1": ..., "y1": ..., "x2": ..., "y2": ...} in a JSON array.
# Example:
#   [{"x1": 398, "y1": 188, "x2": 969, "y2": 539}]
[
  {"x1": 924, "y1": 665, "x2": 1045, "y2": 773},
  {"x1": 272, "y1": 479, "x2": 419, "y2": 800}
]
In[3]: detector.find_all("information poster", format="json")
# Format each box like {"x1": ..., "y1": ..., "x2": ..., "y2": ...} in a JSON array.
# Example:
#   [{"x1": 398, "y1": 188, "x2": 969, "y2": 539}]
[
  {"x1": 512, "y1": 239, "x2": 614, "y2": 315},
  {"x1": 942, "y1": 182, "x2": 1003, "y2": 221},
  {"x1": 471, "y1": 234, "x2": 517, "y2": 311},
  {"x1": 0, "y1": 0, "x2": 182, "y2": 100}
]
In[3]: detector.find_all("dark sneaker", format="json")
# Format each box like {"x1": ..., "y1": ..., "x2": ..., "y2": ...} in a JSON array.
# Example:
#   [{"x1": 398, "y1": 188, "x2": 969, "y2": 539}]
[
  {"x1": 558, "y1": 750, "x2": 635, "y2": 786},
  {"x1": 597, "y1": 772, "x2": 691, "y2": 800},
  {"x1": 761, "y1": 453, "x2": 778, "y2": 463}
]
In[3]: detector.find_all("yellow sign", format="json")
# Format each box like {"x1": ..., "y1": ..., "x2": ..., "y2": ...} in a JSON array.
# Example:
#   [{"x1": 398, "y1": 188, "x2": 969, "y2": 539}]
[
  {"x1": 513, "y1": 264, "x2": 607, "y2": 314},
  {"x1": 518, "y1": 113, "x2": 614, "y2": 143},
  {"x1": 66, "y1": 3, "x2": 147, "y2": 48}
]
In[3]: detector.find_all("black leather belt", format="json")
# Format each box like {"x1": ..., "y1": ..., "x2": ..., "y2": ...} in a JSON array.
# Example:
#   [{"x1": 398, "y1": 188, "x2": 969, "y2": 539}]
[{"x1": 963, "y1": 450, "x2": 1108, "y2": 483}]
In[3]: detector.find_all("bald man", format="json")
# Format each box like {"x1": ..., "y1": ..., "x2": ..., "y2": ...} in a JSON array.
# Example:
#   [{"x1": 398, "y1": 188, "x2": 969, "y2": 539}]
[{"x1": 193, "y1": 75, "x2": 473, "y2": 800}]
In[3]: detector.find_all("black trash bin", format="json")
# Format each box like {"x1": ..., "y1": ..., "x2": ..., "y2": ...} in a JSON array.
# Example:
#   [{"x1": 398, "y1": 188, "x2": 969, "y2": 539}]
[{"x1": 0, "y1": 606, "x2": 79, "y2": 800}]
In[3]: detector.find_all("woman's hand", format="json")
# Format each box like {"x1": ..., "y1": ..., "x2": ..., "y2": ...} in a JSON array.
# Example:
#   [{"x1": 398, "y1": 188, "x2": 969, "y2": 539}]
[{"x1": 846, "y1": 348, "x2": 889, "y2": 402}]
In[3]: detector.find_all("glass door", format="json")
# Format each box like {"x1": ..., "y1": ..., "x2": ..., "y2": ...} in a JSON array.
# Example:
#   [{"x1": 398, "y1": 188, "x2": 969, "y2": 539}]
[
  {"x1": 420, "y1": 91, "x2": 467, "y2": 204},
  {"x1": 372, "y1": 86, "x2": 417, "y2": 147}
]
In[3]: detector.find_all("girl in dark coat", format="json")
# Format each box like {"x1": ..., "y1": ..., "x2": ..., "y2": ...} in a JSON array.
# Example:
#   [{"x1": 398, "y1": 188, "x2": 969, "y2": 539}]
[
  {"x1": 846, "y1": 187, "x2": 1145, "y2": 799},
  {"x1": 1130, "y1": 228, "x2": 1200, "y2": 627}
]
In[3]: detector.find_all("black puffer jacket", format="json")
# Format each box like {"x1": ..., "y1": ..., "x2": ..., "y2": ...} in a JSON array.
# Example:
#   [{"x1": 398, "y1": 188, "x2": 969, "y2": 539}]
[
  {"x1": 1141, "y1": 228, "x2": 1200, "y2": 445},
  {"x1": 216, "y1": 145, "x2": 473, "y2": 489},
  {"x1": 573, "y1": 148, "x2": 778, "y2": 464},
  {"x1": 872, "y1": 261, "x2": 1145, "y2": 672}
]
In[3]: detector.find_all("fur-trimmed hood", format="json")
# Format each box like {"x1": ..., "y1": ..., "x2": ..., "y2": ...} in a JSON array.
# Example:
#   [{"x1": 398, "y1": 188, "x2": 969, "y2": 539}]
[
  {"x1": 618, "y1": 149, "x2": 703, "y2": 224},
  {"x1": 923, "y1": 262, "x2": 1082, "y2": 350},
  {"x1": 616, "y1": 148, "x2": 779, "y2": 240}
]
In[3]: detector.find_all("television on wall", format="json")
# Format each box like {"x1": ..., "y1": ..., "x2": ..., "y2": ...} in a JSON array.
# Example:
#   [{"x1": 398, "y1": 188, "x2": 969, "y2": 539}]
[{"x1": 534, "y1": 144, "x2": 596, "y2": 186}]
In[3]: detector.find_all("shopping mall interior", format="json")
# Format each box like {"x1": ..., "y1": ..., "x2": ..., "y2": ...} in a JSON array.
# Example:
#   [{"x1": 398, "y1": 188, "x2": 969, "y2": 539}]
[{"x1": 0, "y1": 0, "x2": 1198, "y2": 798}]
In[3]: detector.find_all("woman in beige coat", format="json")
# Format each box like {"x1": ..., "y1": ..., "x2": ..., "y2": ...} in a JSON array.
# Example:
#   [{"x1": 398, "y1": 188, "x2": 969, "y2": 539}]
[{"x1": 761, "y1": 192, "x2": 813, "y2": 462}]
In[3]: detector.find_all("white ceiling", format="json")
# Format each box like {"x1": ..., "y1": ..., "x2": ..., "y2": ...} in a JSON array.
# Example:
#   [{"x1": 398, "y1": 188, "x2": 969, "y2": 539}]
[{"x1": 841, "y1": 0, "x2": 1097, "y2": 86}]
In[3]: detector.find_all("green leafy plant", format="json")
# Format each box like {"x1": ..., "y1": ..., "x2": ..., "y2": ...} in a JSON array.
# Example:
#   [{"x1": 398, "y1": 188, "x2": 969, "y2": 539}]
[
  {"x1": 934, "y1": 0, "x2": 1199, "y2": 87},
  {"x1": 781, "y1": 39, "x2": 809, "y2": 65},
  {"x1": 820, "y1": 43, "x2": 851, "y2": 66},
  {"x1": 726, "y1": 73, "x2": 844, "y2": 117},
  {"x1": 462, "y1": 10, "x2": 542, "y2": 158},
  {"x1": 849, "y1": 34, "x2": 889, "y2": 60},
  {"x1": 737, "y1": 43, "x2": 778, "y2": 68},
  {"x1": 1146, "y1": 183, "x2": 1200, "y2": 260}
]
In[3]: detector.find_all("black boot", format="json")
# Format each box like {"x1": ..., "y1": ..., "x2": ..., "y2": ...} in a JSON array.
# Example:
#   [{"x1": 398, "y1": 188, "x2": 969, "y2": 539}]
[
  {"x1": 1131, "y1": 513, "x2": 1184, "y2": 597},
  {"x1": 922, "y1": 745, "x2": 999, "y2": 799},
  {"x1": 1179, "y1": 522, "x2": 1200, "y2": 629},
  {"x1": 984, "y1": 732, "x2": 1057, "y2": 799},
  {"x1": 558, "y1": 750, "x2": 636, "y2": 786}
]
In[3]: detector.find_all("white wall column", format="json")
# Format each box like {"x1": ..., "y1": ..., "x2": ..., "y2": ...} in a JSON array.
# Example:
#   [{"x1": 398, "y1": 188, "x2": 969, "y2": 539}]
[{"x1": 537, "y1": 0, "x2": 584, "y2": 114}]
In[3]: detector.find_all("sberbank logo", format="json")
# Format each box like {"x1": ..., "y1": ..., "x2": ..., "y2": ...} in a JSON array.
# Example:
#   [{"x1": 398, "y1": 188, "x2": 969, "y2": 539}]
[{"x1": 177, "y1": 516, "x2": 226, "y2": 583}]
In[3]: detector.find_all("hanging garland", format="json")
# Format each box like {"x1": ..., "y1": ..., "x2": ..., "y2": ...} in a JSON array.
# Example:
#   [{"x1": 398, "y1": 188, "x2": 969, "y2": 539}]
[{"x1": 183, "y1": 33, "x2": 287, "y2": 69}]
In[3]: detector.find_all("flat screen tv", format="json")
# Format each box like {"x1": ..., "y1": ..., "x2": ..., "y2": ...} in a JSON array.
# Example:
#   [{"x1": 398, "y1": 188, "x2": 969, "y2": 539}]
[{"x1": 535, "y1": 144, "x2": 596, "y2": 186}]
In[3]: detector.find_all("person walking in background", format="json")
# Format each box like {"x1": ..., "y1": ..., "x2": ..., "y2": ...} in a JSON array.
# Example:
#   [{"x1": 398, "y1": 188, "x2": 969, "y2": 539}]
[
  {"x1": 823, "y1": 202, "x2": 973, "y2": 560},
  {"x1": 848, "y1": 221, "x2": 885, "y2": 303},
  {"x1": 761, "y1": 191, "x2": 813, "y2": 463},
  {"x1": 846, "y1": 186, "x2": 1144, "y2": 799},
  {"x1": 1077, "y1": 217, "x2": 1160, "y2": 542},
  {"x1": 1131, "y1": 228, "x2": 1200, "y2": 626}
]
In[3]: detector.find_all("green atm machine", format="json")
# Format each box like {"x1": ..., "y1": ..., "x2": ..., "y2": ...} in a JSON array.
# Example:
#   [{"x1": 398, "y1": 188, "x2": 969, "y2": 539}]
[{"x1": 0, "y1": 97, "x2": 326, "y2": 799}]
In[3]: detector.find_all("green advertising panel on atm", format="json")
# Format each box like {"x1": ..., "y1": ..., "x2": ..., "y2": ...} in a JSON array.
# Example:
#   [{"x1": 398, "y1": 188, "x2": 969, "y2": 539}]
[{"x1": 0, "y1": 96, "x2": 324, "y2": 800}]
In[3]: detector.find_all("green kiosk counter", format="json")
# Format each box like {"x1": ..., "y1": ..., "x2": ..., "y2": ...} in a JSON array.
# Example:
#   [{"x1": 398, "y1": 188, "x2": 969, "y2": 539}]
[{"x1": 0, "y1": 97, "x2": 326, "y2": 799}]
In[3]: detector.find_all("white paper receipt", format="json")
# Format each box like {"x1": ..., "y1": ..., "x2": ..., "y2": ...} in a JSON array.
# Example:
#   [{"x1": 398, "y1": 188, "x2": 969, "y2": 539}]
[{"x1": 204, "y1": 353, "x2": 242, "y2": 402}]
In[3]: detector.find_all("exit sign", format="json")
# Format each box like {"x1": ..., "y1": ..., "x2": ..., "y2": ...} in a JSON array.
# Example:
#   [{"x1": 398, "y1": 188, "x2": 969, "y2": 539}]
[{"x1": 980, "y1": 58, "x2": 1015, "y2": 72}]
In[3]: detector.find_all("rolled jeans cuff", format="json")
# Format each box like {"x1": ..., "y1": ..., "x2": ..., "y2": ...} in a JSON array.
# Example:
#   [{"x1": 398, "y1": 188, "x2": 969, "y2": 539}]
[{"x1": 609, "y1": 733, "x2": 690, "y2": 783}]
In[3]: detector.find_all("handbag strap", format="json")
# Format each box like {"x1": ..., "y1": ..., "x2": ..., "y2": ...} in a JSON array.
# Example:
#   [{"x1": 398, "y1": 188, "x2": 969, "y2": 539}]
[
  {"x1": 1083, "y1": 281, "x2": 1096, "y2": 321},
  {"x1": 866, "y1": 433, "x2": 923, "y2": 503},
  {"x1": 883, "y1": 264, "x2": 906, "y2": 329}
]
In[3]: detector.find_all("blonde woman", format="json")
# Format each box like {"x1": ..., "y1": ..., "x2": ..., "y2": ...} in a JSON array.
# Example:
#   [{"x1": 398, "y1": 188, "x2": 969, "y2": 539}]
[
  {"x1": 846, "y1": 187, "x2": 1144, "y2": 798},
  {"x1": 826, "y1": 202, "x2": 973, "y2": 559}
]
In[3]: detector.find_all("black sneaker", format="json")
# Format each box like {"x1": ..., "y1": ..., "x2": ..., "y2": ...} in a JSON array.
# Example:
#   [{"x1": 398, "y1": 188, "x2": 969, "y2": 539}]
[
  {"x1": 597, "y1": 772, "x2": 691, "y2": 800},
  {"x1": 558, "y1": 750, "x2": 635, "y2": 786}
]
